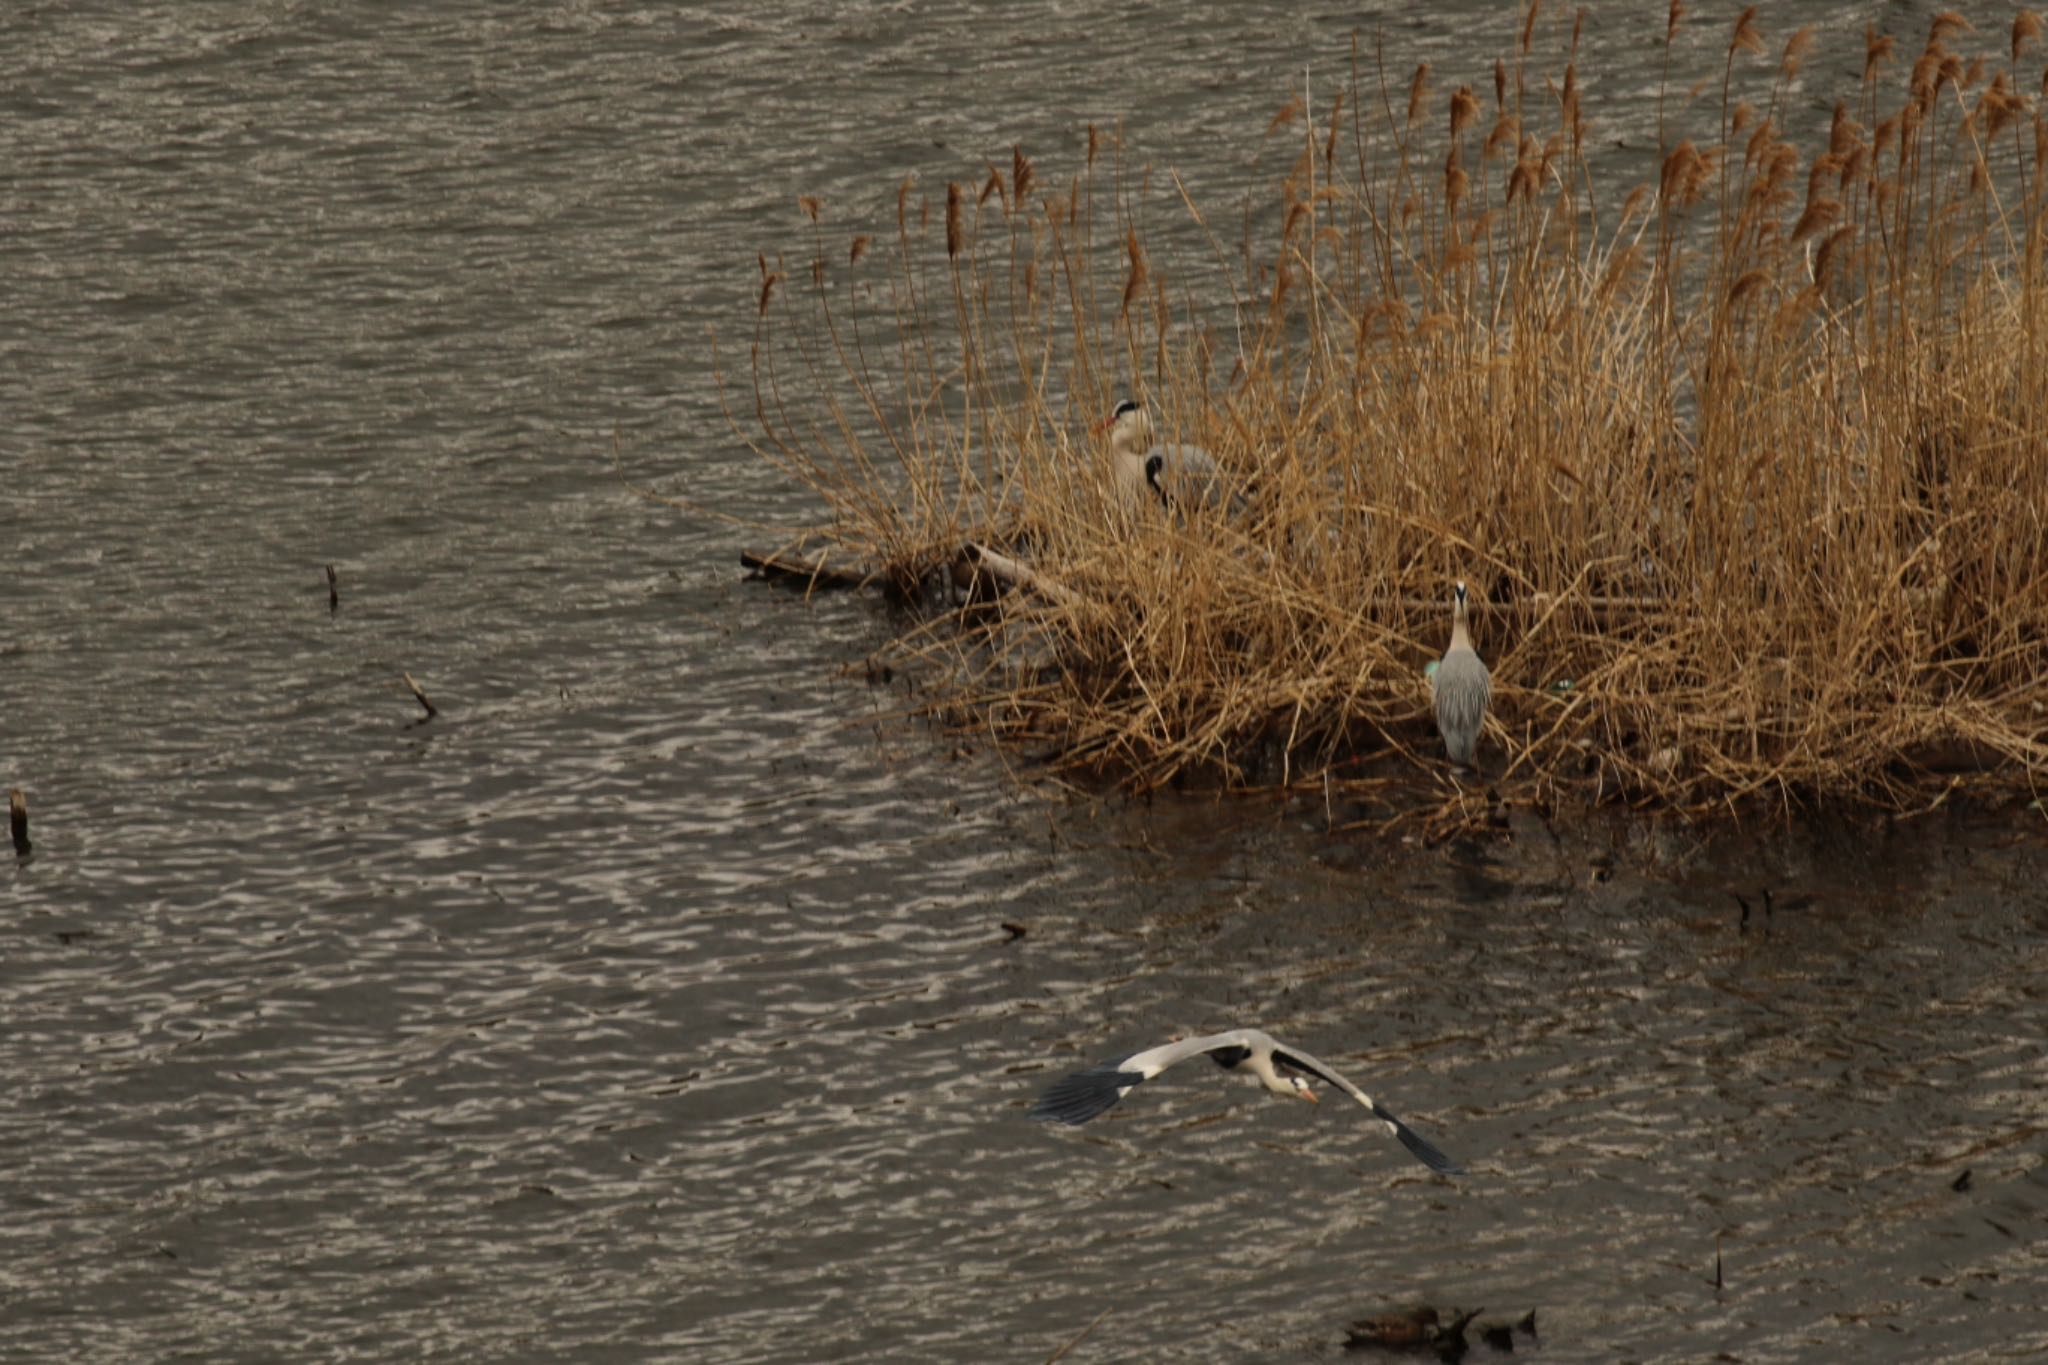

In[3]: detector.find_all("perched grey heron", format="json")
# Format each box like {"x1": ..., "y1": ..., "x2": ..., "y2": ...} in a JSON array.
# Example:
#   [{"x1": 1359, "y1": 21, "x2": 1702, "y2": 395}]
[
  {"x1": 1029, "y1": 1027, "x2": 1463, "y2": 1175},
  {"x1": 1096, "y1": 398, "x2": 1235, "y2": 514},
  {"x1": 1434, "y1": 580, "x2": 1491, "y2": 768}
]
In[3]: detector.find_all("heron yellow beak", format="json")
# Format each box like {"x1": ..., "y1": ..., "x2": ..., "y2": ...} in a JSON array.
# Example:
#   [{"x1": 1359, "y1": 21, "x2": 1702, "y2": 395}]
[{"x1": 1299, "y1": 1086, "x2": 1321, "y2": 1105}]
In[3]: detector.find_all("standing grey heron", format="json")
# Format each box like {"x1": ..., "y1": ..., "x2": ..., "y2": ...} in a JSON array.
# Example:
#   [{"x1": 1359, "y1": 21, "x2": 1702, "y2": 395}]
[
  {"x1": 1029, "y1": 1027, "x2": 1463, "y2": 1174},
  {"x1": 1096, "y1": 398, "x2": 1236, "y2": 514},
  {"x1": 1434, "y1": 581, "x2": 1491, "y2": 768}
]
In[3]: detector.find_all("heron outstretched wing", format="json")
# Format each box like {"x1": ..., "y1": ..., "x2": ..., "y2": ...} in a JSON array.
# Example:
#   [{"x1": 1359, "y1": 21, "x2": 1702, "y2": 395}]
[
  {"x1": 1031, "y1": 1029, "x2": 1464, "y2": 1176},
  {"x1": 1268, "y1": 1039, "x2": 1465, "y2": 1175},
  {"x1": 1028, "y1": 1031, "x2": 1257, "y2": 1126}
]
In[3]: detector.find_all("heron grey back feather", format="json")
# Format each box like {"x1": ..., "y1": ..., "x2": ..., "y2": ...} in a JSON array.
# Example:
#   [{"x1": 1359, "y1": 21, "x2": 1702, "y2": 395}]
[
  {"x1": 1150, "y1": 444, "x2": 1234, "y2": 513},
  {"x1": 1434, "y1": 647, "x2": 1491, "y2": 765}
]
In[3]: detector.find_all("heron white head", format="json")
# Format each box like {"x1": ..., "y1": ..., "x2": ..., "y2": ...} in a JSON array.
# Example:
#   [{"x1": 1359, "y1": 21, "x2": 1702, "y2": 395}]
[
  {"x1": 1254, "y1": 1052, "x2": 1321, "y2": 1105},
  {"x1": 1093, "y1": 398, "x2": 1153, "y2": 457}
]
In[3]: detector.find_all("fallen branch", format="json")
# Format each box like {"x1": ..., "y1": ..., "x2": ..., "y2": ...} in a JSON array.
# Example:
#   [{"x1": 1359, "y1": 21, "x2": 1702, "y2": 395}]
[
  {"x1": 739, "y1": 547, "x2": 874, "y2": 592},
  {"x1": 962, "y1": 542, "x2": 1082, "y2": 608}
]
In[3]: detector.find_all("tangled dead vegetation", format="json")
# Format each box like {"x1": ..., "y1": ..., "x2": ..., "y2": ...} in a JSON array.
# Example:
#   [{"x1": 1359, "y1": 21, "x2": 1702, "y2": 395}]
[{"x1": 709, "y1": 6, "x2": 2048, "y2": 824}]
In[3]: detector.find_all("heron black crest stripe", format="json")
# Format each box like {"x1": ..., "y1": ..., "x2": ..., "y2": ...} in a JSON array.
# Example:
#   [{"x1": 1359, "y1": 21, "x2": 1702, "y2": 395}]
[
  {"x1": 1112, "y1": 398, "x2": 1140, "y2": 419},
  {"x1": 1030, "y1": 1059, "x2": 1143, "y2": 1126},
  {"x1": 1143, "y1": 453, "x2": 1169, "y2": 506}
]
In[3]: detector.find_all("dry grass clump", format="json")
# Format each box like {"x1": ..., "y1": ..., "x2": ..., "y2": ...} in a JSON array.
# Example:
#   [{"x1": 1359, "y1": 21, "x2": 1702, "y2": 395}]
[{"x1": 723, "y1": 5, "x2": 2048, "y2": 820}]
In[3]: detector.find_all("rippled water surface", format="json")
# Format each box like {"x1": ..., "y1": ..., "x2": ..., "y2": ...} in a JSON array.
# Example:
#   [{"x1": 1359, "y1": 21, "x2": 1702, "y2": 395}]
[{"x1": 5, "y1": 3, "x2": 2045, "y2": 1361}]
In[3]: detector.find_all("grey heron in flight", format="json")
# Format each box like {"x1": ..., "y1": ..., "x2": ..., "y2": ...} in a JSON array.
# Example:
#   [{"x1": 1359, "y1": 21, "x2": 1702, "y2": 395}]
[{"x1": 1029, "y1": 1028, "x2": 1463, "y2": 1175}]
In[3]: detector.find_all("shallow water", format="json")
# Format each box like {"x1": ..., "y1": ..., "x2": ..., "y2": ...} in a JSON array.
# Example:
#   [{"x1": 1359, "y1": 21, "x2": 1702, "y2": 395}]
[{"x1": 4, "y1": 2, "x2": 2045, "y2": 1361}]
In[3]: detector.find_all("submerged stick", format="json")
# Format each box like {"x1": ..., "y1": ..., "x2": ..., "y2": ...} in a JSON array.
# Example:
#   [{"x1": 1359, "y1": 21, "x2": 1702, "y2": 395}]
[
  {"x1": 325, "y1": 564, "x2": 339, "y2": 612},
  {"x1": 8, "y1": 789, "x2": 29, "y2": 860},
  {"x1": 402, "y1": 672, "x2": 438, "y2": 719},
  {"x1": 739, "y1": 547, "x2": 872, "y2": 592}
]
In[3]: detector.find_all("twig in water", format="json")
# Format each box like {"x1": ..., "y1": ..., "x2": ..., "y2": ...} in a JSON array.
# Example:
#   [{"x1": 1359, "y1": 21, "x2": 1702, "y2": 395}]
[
  {"x1": 402, "y1": 672, "x2": 438, "y2": 719},
  {"x1": 9, "y1": 789, "x2": 30, "y2": 860},
  {"x1": 1045, "y1": 1306, "x2": 1112, "y2": 1364},
  {"x1": 325, "y1": 564, "x2": 339, "y2": 612}
]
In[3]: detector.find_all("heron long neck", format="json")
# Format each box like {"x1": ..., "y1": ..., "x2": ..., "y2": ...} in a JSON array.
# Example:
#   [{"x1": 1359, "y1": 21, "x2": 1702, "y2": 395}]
[
  {"x1": 1247, "y1": 1053, "x2": 1291, "y2": 1095},
  {"x1": 1107, "y1": 414, "x2": 1153, "y2": 505},
  {"x1": 1450, "y1": 600, "x2": 1474, "y2": 653},
  {"x1": 1112, "y1": 412, "x2": 1152, "y2": 461},
  {"x1": 1112, "y1": 448, "x2": 1150, "y2": 504}
]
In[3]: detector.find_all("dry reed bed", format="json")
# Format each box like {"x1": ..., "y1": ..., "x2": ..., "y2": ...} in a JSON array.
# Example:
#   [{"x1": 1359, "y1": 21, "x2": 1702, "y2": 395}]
[{"x1": 724, "y1": 5, "x2": 2048, "y2": 821}]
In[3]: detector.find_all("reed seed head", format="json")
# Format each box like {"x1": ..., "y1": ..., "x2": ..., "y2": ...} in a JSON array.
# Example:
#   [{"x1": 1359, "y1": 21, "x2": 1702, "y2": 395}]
[
  {"x1": 2015, "y1": 12, "x2": 2045, "y2": 61},
  {"x1": 1731, "y1": 6, "x2": 1765, "y2": 59},
  {"x1": 1929, "y1": 11, "x2": 1972, "y2": 46},
  {"x1": 1828, "y1": 103, "x2": 1858, "y2": 157},
  {"x1": 1792, "y1": 196, "x2": 1841, "y2": 241},
  {"x1": 1407, "y1": 64, "x2": 1431, "y2": 128},
  {"x1": 1813, "y1": 224, "x2": 1855, "y2": 288},
  {"x1": 1120, "y1": 228, "x2": 1147, "y2": 317},
  {"x1": 1781, "y1": 26, "x2": 1816, "y2": 81},
  {"x1": 1450, "y1": 85, "x2": 1481, "y2": 139},
  {"x1": 1485, "y1": 113, "x2": 1519, "y2": 161}
]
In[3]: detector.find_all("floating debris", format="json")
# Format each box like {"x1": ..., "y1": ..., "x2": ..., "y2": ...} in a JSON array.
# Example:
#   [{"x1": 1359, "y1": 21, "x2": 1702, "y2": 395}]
[
  {"x1": 740, "y1": 546, "x2": 873, "y2": 593},
  {"x1": 1343, "y1": 1305, "x2": 1535, "y2": 1360},
  {"x1": 402, "y1": 671, "x2": 438, "y2": 719},
  {"x1": 8, "y1": 788, "x2": 29, "y2": 861}
]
